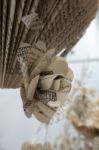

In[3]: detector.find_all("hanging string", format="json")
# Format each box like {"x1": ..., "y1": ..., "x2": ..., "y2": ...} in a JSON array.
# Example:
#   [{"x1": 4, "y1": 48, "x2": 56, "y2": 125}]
[{"x1": 44, "y1": 124, "x2": 49, "y2": 150}]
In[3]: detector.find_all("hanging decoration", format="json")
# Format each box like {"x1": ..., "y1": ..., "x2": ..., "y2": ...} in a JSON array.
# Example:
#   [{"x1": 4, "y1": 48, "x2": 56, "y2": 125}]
[{"x1": 18, "y1": 41, "x2": 74, "y2": 123}]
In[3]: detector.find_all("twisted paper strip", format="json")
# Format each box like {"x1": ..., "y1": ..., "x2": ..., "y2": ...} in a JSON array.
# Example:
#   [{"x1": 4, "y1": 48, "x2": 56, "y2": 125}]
[{"x1": 19, "y1": 41, "x2": 73, "y2": 123}]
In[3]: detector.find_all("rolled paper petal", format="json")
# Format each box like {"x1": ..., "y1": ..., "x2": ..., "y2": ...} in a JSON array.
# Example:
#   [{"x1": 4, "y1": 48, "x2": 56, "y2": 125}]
[
  {"x1": 39, "y1": 73, "x2": 72, "y2": 90},
  {"x1": 39, "y1": 74, "x2": 59, "y2": 90},
  {"x1": 23, "y1": 101, "x2": 35, "y2": 118},
  {"x1": 37, "y1": 72, "x2": 72, "y2": 107},
  {"x1": 46, "y1": 57, "x2": 68, "y2": 75},
  {"x1": 47, "y1": 101, "x2": 60, "y2": 108},
  {"x1": 51, "y1": 79, "x2": 61, "y2": 91},
  {"x1": 33, "y1": 104, "x2": 50, "y2": 123},
  {"x1": 37, "y1": 102, "x2": 55, "y2": 118},
  {"x1": 30, "y1": 49, "x2": 55, "y2": 80},
  {"x1": 56, "y1": 90, "x2": 70, "y2": 106},
  {"x1": 20, "y1": 83, "x2": 28, "y2": 104},
  {"x1": 27, "y1": 75, "x2": 39, "y2": 100},
  {"x1": 20, "y1": 84, "x2": 36, "y2": 118},
  {"x1": 65, "y1": 67, "x2": 74, "y2": 81},
  {"x1": 39, "y1": 74, "x2": 68, "y2": 90}
]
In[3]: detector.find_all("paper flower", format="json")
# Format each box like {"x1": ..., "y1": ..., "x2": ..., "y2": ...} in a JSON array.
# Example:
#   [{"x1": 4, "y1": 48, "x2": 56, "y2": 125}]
[{"x1": 19, "y1": 41, "x2": 73, "y2": 123}]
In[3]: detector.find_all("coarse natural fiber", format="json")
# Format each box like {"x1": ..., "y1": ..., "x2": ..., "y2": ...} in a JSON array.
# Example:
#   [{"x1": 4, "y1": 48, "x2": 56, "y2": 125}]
[{"x1": 0, "y1": 0, "x2": 98, "y2": 88}]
